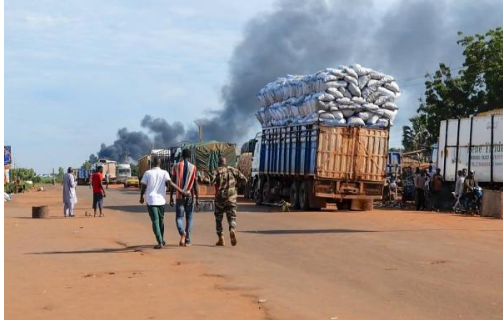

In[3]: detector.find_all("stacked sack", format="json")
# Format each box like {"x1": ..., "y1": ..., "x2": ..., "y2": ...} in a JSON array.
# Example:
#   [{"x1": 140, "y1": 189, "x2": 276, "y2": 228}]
[{"x1": 256, "y1": 64, "x2": 400, "y2": 128}]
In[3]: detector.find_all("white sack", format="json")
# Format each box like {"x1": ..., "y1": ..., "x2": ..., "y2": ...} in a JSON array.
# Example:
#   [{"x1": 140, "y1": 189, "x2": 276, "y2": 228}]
[
  {"x1": 358, "y1": 75, "x2": 371, "y2": 89},
  {"x1": 347, "y1": 116, "x2": 366, "y2": 126},
  {"x1": 348, "y1": 82, "x2": 362, "y2": 97}
]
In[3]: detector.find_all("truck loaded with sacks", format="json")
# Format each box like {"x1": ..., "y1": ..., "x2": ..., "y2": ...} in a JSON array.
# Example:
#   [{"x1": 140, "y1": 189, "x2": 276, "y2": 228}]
[{"x1": 250, "y1": 64, "x2": 401, "y2": 210}]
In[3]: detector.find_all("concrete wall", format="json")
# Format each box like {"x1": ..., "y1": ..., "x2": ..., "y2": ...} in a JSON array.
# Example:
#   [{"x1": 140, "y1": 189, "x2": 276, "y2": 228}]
[{"x1": 481, "y1": 190, "x2": 503, "y2": 218}]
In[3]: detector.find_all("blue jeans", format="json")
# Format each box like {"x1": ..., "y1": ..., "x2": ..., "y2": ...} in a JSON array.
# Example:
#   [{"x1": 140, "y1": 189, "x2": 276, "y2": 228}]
[{"x1": 175, "y1": 198, "x2": 194, "y2": 244}]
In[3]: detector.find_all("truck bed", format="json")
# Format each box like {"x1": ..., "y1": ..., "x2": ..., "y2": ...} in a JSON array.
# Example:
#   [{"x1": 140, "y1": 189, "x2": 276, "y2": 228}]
[{"x1": 259, "y1": 124, "x2": 389, "y2": 182}]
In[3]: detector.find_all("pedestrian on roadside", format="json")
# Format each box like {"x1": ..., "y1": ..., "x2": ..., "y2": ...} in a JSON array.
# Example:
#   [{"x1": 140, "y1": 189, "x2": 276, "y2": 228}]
[
  {"x1": 170, "y1": 148, "x2": 200, "y2": 247},
  {"x1": 431, "y1": 168, "x2": 444, "y2": 211},
  {"x1": 453, "y1": 170, "x2": 465, "y2": 211},
  {"x1": 140, "y1": 157, "x2": 189, "y2": 249},
  {"x1": 91, "y1": 166, "x2": 106, "y2": 217},
  {"x1": 63, "y1": 167, "x2": 78, "y2": 217},
  {"x1": 414, "y1": 169, "x2": 426, "y2": 211},
  {"x1": 105, "y1": 172, "x2": 110, "y2": 189},
  {"x1": 211, "y1": 156, "x2": 247, "y2": 246}
]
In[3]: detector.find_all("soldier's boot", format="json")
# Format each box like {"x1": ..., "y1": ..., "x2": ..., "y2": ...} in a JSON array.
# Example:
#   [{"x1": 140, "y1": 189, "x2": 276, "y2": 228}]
[
  {"x1": 215, "y1": 235, "x2": 225, "y2": 246},
  {"x1": 230, "y1": 229, "x2": 237, "y2": 246}
]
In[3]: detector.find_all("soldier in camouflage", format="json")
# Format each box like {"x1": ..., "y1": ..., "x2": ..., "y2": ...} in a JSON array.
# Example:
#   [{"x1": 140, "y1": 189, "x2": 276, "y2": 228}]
[{"x1": 212, "y1": 156, "x2": 247, "y2": 246}]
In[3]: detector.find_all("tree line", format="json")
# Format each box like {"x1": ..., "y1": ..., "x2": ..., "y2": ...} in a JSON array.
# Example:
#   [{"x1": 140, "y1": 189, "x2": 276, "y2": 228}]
[{"x1": 402, "y1": 27, "x2": 503, "y2": 151}]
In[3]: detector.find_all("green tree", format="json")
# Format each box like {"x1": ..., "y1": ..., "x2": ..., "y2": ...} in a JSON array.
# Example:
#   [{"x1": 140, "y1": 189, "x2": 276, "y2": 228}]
[
  {"x1": 405, "y1": 28, "x2": 503, "y2": 147},
  {"x1": 56, "y1": 167, "x2": 65, "y2": 183},
  {"x1": 130, "y1": 164, "x2": 138, "y2": 177},
  {"x1": 82, "y1": 160, "x2": 93, "y2": 169},
  {"x1": 402, "y1": 115, "x2": 431, "y2": 151},
  {"x1": 11, "y1": 168, "x2": 37, "y2": 181}
]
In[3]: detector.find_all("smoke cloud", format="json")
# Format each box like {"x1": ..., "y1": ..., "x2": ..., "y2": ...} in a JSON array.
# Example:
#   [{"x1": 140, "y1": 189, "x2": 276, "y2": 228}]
[{"x1": 95, "y1": 0, "x2": 503, "y2": 161}]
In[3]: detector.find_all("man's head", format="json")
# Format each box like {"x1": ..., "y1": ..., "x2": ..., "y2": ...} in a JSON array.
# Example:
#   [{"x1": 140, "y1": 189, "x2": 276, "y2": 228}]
[
  {"x1": 182, "y1": 148, "x2": 191, "y2": 159},
  {"x1": 468, "y1": 170, "x2": 475, "y2": 177},
  {"x1": 67, "y1": 167, "x2": 72, "y2": 173},
  {"x1": 97, "y1": 166, "x2": 103, "y2": 173},
  {"x1": 218, "y1": 156, "x2": 227, "y2": 167},
  {"x1": 458, "y1": 170, "x2": 463, "y2": 176},
  {"x1": 436, "y1": 168, "x2": 441, "y2": 174},
  {"x1": 152, "y1": 157, "x2": 161, "y2": 168},
  {"x1": 462, "y1": 168, "x2": 468, "y2": 176}
]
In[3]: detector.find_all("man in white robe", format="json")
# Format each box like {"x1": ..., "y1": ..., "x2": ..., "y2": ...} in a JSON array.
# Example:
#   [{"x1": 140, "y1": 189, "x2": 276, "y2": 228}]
[{"x1": 63, "y1": 167, "x2": 78, "y2": 217}]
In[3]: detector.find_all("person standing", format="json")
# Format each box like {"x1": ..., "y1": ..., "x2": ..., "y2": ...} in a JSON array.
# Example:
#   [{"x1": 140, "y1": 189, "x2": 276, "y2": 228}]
[
  {"x1": 63, "y1": 167, "x2": 78, "y2": 217},
  {"x1": 170, "y1": 149, "x2": 199, "y2": 247},
  {"x1": 431, "y1": 168, "x2": 444, "y2": 211},
  {"x1": 453, "y1": 170, "x2": 465, "y2": 211},
  {"x1": 140, "y1": 157, "x2": 189, "y2": 249},
  {"x1": 105, "y1": 172, "x2": 110, "y2": 189},
  {"x1": 414, "y1": 169, "x2": 426, "y2": 211},
  {"x1": 91, "y1": 166, "x2": 106, "y2": 217},
  {"x1": 211, "y1": 156, "x2": 247, "y2": 246}
]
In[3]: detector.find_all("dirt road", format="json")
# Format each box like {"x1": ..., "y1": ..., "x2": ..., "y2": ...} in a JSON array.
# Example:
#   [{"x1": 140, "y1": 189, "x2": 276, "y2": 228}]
[{"x1": 5, "y1": 186, "x2": 503, "y2": 320}]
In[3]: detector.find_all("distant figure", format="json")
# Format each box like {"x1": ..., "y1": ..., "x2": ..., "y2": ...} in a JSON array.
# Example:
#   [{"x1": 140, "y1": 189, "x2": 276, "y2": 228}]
[
  {"x1": 414, "y1": 170, "x2": 426, "y2": 211},
  {"x1": 211, "y1": 156, "x2": 247, "y2": 246},
  {"x1": 461, "y1": 170, "x2": 478, "y2": 208},
  {"x1": 140, "y1": 157, "x2": 189, "y2": 249},
  {"x1": 453, "y1": 170, "x2": 465, "y2": 211},
  {"x1": 63, "y1": 167, "x2": 78, "y2": 217},
  {"x1": 170, "y1": 148, "x2": 199, "y2": 247},
  {"x1": 91, "y1": 166, "x2": 106, "y2": 217},
  {"x1": 105, "y1": 172, "x2": 110, "y2": 189},
  {"x1": 431, "y1": 168, "x2": 444, "y2": 211}
]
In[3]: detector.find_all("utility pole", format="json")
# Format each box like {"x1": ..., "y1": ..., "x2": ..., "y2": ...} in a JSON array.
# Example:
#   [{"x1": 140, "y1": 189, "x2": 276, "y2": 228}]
[{"x1": 193, "y1": 121, "x2": 203, "y2": 142}]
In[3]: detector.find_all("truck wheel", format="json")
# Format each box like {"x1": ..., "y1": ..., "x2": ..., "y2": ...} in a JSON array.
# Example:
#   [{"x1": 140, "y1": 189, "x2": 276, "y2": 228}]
[
  {"x1": 254, "y1": 179, "x2": 263, "y2": 205},
  {"x1": 289, "y1": 181, "x2": 300, "y2": 210},
  {"x1": 299, "y1": 181, "x2": 310, "y2": 210},
  {"x1": 262, "y1": 180, "x2": 271, "y2": 203}
]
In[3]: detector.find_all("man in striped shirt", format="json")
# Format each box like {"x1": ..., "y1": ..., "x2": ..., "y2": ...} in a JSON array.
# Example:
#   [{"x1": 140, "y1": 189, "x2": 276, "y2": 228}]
[{"x1": 170, "y1": 148, "x2": 199, "y2": 246}]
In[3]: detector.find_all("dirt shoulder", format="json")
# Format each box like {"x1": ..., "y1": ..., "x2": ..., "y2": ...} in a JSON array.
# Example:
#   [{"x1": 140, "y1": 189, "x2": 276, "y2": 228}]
[{"x1": 4, "y1": 186, "x2": 267, "y2": 320}]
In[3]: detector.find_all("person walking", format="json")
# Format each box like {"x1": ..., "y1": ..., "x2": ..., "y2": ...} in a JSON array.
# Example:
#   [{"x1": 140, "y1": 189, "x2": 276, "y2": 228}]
[
  {"x1": 211, "y1": 156, "x2": 247, "y2": 246},
  {"x1": 170, "y1": 148, "x2": 199, "y2": 247},
  {"x1": 140, "y1": 157, "x2": 189, "y2": 249},
  {"x1": 431, "y1": 168, "x2": 444, "y2": 211},
  {"x1": 63, "y1": 167, "x2": 78, "y2": 217},
  {"x1": 91, "y1": 166, "x2": 106, "y2": 217}
]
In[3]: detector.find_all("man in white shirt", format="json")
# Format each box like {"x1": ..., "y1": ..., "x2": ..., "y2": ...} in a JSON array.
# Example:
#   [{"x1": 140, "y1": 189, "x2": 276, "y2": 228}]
[{"x1": 140, "y1": 157, "x2": 189, "y2": 249}]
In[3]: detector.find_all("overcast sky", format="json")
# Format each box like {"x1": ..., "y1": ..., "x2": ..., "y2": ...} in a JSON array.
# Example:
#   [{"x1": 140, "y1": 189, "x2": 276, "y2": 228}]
[{"x1": 5, "y1": 0, "x2": 503, "y2": 173}]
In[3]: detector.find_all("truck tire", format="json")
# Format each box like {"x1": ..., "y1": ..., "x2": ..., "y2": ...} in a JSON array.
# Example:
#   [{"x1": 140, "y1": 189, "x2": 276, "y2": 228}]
[
  {"x1": 299, "y1": 181, "x2": 310, "y2": 210},
  {"x1": 254, "y1": 179, "x2": 263, "y2": 205},
  {"x1": 289, "y1": 181, "x2": 300, "y2": 209}
]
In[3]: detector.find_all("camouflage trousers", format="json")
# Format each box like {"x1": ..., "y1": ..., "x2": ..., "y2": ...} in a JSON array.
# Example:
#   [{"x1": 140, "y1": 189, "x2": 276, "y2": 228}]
[{"x1": 214, "y1": 200, "x2": 237, "y2": 236}]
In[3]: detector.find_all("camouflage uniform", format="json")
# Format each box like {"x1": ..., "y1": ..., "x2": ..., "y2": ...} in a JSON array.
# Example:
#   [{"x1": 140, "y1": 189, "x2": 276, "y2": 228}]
[{"x1": 212, "y1": 166, "x2": 247, "y2": 236}]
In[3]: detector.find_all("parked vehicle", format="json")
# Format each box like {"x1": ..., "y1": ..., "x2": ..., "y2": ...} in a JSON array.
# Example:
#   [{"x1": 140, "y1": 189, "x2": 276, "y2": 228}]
[
  {"x1": 455, "y1": 186, "x2": 483, "y2": 215},
  {"x1": 250, "y1": 123, "x2": 389, "y2": 211},
  {"x1": 116, "y1": 163, "x2": 131, "y2": 184},
  {"x1": 96, "y1": 159, "x2": 117, "y2": 183},
  {"x1": 124, "y1": 176, "x2": 139, "y2": 188},
  {"x1": 76, "y1": 168, "x2": 93, "y2": 185},
  {"x1": 137, "y1": 149, "x2": 172, "y2": 180},
  {"x1": 437, "y1": 113, "x2": 503, "y2": 187}
]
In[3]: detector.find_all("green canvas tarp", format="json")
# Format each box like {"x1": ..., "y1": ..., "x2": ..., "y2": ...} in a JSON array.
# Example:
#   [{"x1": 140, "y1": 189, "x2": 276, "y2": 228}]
[{"x1": 181, "y1": 141, "x2": 237, "y2": 184}]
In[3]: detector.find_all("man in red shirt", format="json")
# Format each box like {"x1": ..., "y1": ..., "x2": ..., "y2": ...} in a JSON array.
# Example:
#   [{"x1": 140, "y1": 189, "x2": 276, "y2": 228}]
[{"x1": 92, "y1": 166, "x2": 106, "y2": 217}]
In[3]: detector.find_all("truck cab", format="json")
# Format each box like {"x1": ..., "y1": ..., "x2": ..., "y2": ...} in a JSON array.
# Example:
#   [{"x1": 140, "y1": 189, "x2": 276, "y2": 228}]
[{"x1": 117, "y1": 163, "x2": 132, "y2": 184}]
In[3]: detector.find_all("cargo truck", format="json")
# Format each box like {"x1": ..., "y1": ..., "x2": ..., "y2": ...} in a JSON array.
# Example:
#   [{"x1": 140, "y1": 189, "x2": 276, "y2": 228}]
[
  {"x1": 116, "y1": 163, "x2": 132, "y2": 184},
  {"x1": 137, "y1": 149, "x2": 172, "y2": 180},
  {"x1": 251, "y1": 123, "x2": 389, "y2": 211},
  {"x1": 436, "y1": 113, "x2": 503, "y2": 187},
  {"x1": 97, "y1": 159, "x2": 117, "y2": 183}
]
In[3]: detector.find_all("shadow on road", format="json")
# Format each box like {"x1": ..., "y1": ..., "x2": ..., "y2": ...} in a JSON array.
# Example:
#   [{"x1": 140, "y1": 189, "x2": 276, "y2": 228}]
[
  {"x1": 27, "y1": 244, "x2": 161, "y2": 255},
  {"x1": 241, "y1": 229, "x2": 376, "y2": 235}
]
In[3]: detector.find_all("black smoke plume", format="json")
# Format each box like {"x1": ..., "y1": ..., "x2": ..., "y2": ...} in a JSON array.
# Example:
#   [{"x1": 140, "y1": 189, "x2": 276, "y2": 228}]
[{"x1": 94, "y1": 0, "x2": 503, "y2": 161}]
